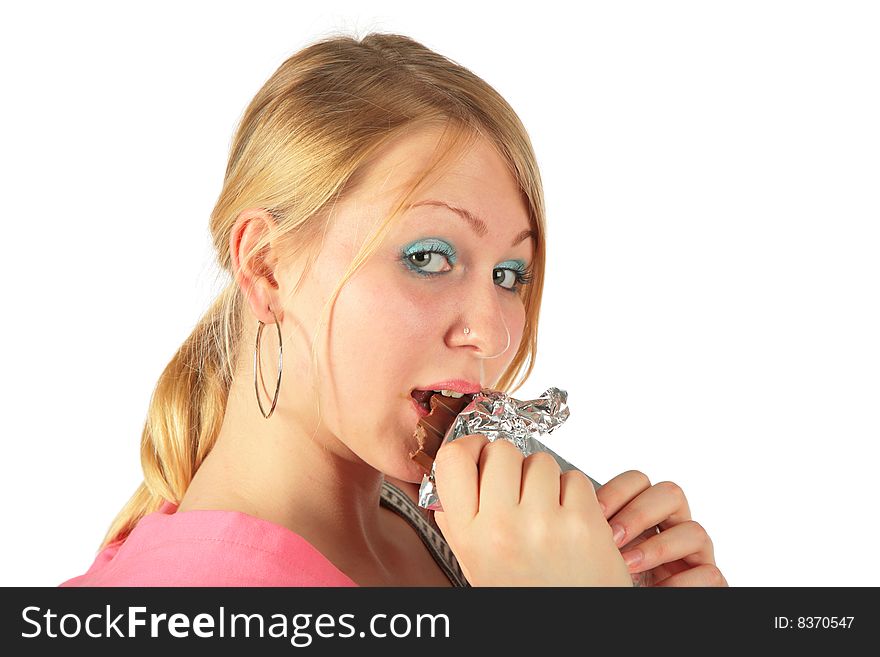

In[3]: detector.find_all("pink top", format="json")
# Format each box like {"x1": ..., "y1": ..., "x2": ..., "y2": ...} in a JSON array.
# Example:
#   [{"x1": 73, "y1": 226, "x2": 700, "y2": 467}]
[{"x1": 59, "y1": 500, "x2": 358, "y2": 587}]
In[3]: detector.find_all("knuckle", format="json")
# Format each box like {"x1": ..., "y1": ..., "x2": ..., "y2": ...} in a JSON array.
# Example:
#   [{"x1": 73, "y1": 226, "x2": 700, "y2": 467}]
[
  {"x1": 465, "y1": 433, "x2": 491, "y2": 450},
  {"x1": 525, "y1": 514, "x2": 554, "y2": 545},
  {"x1": 567, "y1": 508, "x2": 598, "y2": 533},
  {"x1": 625, "y1": 469, "x2": 651, "y2": 488},
  {"x1": 565, "y1": 513, "x2": 594, "y2": 541},
  {"x1": 561, "y1": 469, "x2": 591, "y2": 486},
  {"x1": 650, "y1": 537, "x2": 667, "y2": 563},
  {"x1": 703, "y1": 564, "x2": 725, "y2": 586},
  {"x1": 656, "y1": 480, "x2": 685, "y2": 503},
  {"x1": 525, "y1": 451, "x2": 560, "y2": 471},
  {"x1": 484, "y1": 520, "x2": 517, "y2": 553},
  {"x1": 690, "y1": 520, "x2": 714, "y2": 550},
  {"x1": 561, "y1": 470, "x2": 597, "y2": 499},
  {"x1": 626, "y1": 510, "x2": 649, "y2": 534},
  {"x1": 488, "y1": 439, "x2": 523, "y2": 459},
  {"x1": 434, "y1": 441, "x2": 468, "y2": 469}
]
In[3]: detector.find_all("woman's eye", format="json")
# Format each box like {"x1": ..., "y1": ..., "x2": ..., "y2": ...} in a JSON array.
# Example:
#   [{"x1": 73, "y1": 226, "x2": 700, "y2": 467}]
[
  {"x1": 408, "y1": 251, "x2": 452, "y2": 274},
  {"x1": 402, "y1": 241, "x2": 532, "y2": 293},
  {"x1": 493, "y1": 268, "x2": 518, "y2": 290}
]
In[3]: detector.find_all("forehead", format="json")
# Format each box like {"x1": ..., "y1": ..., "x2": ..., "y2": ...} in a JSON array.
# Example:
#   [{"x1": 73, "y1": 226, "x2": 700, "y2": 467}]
[{"x1": 342, "y1": 126, "x2": 531, "y2": 237}]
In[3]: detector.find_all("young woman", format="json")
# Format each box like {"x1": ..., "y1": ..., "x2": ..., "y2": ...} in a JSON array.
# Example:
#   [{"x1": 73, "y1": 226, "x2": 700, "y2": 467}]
[{"x1": 61, "y1": 33, "x2": 726, "y2": 587}]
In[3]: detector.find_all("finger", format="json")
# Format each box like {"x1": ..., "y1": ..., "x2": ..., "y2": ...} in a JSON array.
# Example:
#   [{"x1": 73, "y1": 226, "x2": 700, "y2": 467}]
[
  {"x1": 519, "y1": 452, "x2": 562, "y2": 510},
  {"x1": 559, "y1": 469, "x2": 602, "y2": 516},
  {"x1": 607, "y1": 481, "x2": 692, "y2": 548},
  {"x1": 595, "y1": 470, "x2": 651, "y2": 519},
  {"x1": 654, "y1": 563, "x2": 728, "y2": 587},
  {"x1": 433, "y1": 434, "x2": 489, "y2": 522},
  {"x1": 477, "y1": 439, "x2": 524, "y2": 514},
  {"x1": 619, "y1": 520, "x2": 715, "y2": 574}
]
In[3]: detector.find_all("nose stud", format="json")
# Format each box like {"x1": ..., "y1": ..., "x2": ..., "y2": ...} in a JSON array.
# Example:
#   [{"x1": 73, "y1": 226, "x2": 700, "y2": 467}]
[{"x1": 463, "y1": 327, "x2": 471, "y2": 335}]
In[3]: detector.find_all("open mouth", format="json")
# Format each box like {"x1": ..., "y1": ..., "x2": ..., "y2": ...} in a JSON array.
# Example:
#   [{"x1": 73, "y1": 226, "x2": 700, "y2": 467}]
[
  {"x1": 408, "y1": 389, "x2": 478, "y2": 467},
  {"x1": 410, "y1": 389, "x2": 436, "y2": 413},
  {"x1": 410, "y1": 387, "x2": 471, "y2": 414}
]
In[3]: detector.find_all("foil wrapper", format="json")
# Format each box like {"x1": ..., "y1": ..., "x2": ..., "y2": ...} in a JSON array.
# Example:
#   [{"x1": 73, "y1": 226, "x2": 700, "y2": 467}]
[
  {"x1": 418, "y1": 386, "x2": 658, "y2": 587},
  {"x1": 418, "y1": 387, "x2": 590, "y2": 509}
]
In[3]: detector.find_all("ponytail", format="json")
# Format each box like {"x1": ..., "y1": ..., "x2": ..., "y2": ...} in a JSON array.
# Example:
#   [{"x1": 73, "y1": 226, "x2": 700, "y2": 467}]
[{"x1": 98, "y1": 284, "x2": 242, "y2": 551}]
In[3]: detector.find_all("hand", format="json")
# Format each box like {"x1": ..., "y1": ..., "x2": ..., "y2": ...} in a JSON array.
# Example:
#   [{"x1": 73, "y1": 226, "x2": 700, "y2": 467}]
[
  {"x1": 596, "y1": 470, "x2": 728, "y2": 587},
  {"x1": 432, "y1": 434, "x2": 633, "y2": 587}
]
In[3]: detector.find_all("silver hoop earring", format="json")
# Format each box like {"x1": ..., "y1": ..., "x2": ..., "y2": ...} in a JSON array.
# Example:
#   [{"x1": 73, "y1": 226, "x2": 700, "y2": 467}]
[{"x1": 254, "y1": 308, "x2": 283, "y2": 419}]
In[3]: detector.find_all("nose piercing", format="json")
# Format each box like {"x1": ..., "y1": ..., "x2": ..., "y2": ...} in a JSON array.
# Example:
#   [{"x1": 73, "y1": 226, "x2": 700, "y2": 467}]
[{"x1": 463, "y1": 327, "x2": 471, "y2": 335}]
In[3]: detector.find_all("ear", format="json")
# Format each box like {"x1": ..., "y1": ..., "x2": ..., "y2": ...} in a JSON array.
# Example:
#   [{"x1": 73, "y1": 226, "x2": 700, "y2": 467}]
[{"x1": 229, "y1": 208, "x2": 283, "y2": 325}]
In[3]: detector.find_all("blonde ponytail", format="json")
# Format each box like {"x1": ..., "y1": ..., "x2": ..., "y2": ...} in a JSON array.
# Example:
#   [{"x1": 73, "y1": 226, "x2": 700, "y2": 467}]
[{"x1": 99, "y1": 285, "x2": 242, "y2": 550}]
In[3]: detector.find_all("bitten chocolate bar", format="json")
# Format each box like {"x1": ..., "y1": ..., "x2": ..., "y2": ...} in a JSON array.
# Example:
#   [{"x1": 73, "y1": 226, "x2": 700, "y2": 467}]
[{"x1": 409, "y1": 392, "x2": 475, "y2": 472}]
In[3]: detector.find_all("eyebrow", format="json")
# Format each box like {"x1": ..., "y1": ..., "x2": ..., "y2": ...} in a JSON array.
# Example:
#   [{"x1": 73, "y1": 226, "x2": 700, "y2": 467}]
[{"x1": 409, "y1": 200, "x2": 535, "y2": 247}]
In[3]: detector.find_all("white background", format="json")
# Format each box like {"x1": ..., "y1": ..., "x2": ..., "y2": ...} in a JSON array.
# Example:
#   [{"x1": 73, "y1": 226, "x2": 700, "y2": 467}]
[{"x1": 1, "y1": 1, "x2": 877, "y2": 587}]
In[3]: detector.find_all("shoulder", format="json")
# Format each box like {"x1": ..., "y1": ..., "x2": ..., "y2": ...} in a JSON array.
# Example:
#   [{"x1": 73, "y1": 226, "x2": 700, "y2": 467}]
[{"x1": 60, "y1": 502, "x2": 356, "y2": 587}]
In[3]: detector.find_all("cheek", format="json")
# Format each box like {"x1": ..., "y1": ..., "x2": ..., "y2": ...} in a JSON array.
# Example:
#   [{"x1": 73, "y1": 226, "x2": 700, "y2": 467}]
[
  {"x1": 327, "y1": 275, "x2": 432, "y2": 385},
  {"x1": 510, "y1": 309, "x2": 526, "y2": 354},
  {"x1": 363, "y1": 280, "x2": 432, "y2": 338},
  {"x1": 328, "y1": 270, "x2": 527, "y2": 393}
]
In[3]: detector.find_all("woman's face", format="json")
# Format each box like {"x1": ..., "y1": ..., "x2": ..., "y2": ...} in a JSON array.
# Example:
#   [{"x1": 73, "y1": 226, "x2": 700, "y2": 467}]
[{"x1": 274, "y1": 127, "x2": 535, "y2": 483}]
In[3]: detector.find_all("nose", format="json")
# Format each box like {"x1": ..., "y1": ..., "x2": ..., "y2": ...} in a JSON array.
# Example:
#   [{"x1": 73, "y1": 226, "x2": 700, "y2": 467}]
[{"x1": 446, "y1": 276, "x2": 512, "y2": 360}]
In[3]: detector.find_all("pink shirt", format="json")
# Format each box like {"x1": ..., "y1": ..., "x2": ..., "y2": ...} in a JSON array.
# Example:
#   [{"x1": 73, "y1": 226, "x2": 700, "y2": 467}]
[{"x1": 59, "y1": 500, "x2": 357, "y2": 587}]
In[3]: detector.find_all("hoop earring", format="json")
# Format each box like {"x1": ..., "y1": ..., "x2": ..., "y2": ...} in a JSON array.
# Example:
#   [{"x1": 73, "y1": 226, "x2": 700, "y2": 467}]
[{"x1": 254, "y1": 308, "x2": 283, "y2": 419}]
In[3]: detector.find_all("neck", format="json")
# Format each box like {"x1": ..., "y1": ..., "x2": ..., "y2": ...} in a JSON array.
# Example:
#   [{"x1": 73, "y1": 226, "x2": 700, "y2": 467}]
[{"x1": 177, "y1": 369, "x2": 397, "y2": 578}]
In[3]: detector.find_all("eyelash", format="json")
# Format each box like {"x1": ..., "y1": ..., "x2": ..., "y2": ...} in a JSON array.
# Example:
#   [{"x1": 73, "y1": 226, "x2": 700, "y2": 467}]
[{"x1": 401, "y1": 245, "x2": 534, "y2": 294}]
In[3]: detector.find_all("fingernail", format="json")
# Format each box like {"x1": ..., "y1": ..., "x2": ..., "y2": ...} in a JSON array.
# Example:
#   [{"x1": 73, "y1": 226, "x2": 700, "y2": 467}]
[
  {"x1": 622, "y1": 549, "x2": 643, "y2": 568},
  {"x1": 611, "y1": 524, "x2": 626, "y2": 546}
]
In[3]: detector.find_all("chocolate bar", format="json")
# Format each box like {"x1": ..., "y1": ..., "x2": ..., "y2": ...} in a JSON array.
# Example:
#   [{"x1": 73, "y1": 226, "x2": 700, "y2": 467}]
[{"x1": 409, "y1": 392, "x2": 475, "y2": 472}]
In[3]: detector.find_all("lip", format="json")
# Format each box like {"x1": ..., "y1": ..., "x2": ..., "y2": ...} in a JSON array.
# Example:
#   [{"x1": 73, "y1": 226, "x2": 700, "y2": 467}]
[
  {"x1": 410, "y1": 397, "x2": 431, "y2": 418},
  {"x1": 413, "y1": 379, "x2": 482, "y2": 395}
]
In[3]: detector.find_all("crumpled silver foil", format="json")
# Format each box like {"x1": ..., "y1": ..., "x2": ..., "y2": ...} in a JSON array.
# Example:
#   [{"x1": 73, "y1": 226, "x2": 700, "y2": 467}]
[
  {"x1": 418, "y1": 387, "x2": 597, "y2": 509},
  {"x1": 418, "y1": 386, "x2": 658, "y2": 587}
]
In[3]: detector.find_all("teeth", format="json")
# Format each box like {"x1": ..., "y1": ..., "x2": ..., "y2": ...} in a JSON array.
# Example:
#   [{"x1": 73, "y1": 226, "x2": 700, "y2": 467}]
[{"x1": 435, "y1": 389, "x2": 464, "y2": 398}]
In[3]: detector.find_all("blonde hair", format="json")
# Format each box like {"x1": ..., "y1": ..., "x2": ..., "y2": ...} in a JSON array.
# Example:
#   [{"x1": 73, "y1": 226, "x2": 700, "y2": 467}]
[{"x1": 99, "y1": 32, "x2": 548, "y2": 551}]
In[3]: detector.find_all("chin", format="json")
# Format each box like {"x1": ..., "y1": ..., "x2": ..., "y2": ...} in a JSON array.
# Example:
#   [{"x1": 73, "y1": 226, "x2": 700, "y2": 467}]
[
  {"x1": 380, "y1": 449, "x2": 429, "y2": 486},
  {"x1": 390, "y1": 460, "x2": 428, "y2": 485}
]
